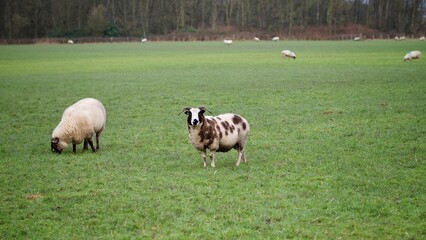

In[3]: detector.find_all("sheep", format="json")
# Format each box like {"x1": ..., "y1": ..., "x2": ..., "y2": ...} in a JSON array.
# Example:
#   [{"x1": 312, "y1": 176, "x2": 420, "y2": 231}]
[
  {"x1": 224, "y1": 39, "x2": 233, "y2": 45},
  {"x1": 51, "y1": 98, "x2": 106, "y2": 154},
  {"x1": 399, "y1": 36, "x2": 406, "y2": 41},
  {"x1": 67, "y1": 40, "x2": 74, "y2": 44},
  {"x1": 403, "y1": 50, "x2": 421, "y2": 62},
  {"x1": 353, "y1": 36, "x2": 361, "y2": 41},
  {"x1": 141, "y1": 38, "x2": 147, "y2": 43},
  {"x1": 179, "y1": 107, "x2": 250, "y2": 168},
  {"x1": 394, "y1": 36, "x2": 400, "y2": 41},
  {"x1": 420, "y1": 36, "x2": 425, "y2": 41},
  {"x1": 254, "y1": 37, "x2": 260, "y2": 42},
  {"x1": 272, "y1": 36, "x2": 280, "y2": 41},
  {"x1": 281, "y1": 50, "x2": 296, "y2": 59}
]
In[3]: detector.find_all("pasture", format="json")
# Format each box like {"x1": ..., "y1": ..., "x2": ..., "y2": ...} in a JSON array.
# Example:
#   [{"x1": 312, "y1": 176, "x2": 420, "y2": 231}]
[{"x1": 0, "y1": 40, "x2": 425, "y2": 239}]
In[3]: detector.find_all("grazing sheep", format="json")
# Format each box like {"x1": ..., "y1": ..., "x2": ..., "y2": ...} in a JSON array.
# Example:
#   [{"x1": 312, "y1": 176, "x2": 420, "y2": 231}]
[
  {"x1": 399, "y1": 36, "x2": 406, "y2": 41},
  {"x1": 272, "y1": 36, "x2": 280, "y2": 41},
  {"x1": 403, "y1": 50, "x2": 421, "y2": 62},
  {"x1": 353, "y1": 37, "x2": 361, "y2": 41},
  {"x1": 224, "y1": 39, "x2": 233, "y2": 45},
  {"x1": 179, "y1": 107, "x2": 250, "y2": 168},
  {"x1": 420, "y1": 36, "x2": 425, "y2": 41},
  {"x1": 67, "y1": 40, "x2": 74, "y2": 44},
  {"x1": 141, "y1": 38, "x2": 147, "y2": 43},
  {"x1": 394, "y1": 36, "x2": 400, "y2": 41},
  {"x1": 51, "y1": 98, "x2": 106, "y2": 154},
  {"x1": 254, "y1": 37, "x2": 260, "y2": 42},
  {"x1": 281, "y1": 50, "x2": 296, "y2": 59}
]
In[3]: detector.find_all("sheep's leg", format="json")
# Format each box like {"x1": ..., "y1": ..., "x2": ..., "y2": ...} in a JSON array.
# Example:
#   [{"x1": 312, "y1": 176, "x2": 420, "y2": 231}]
[
  {"x1": 236, "y1": 150, "x2": 242, "y2": 166},
  {"x1": 87, "y1": 138, "x2": 96, "y2": 152},
  {"x1": 236, "y1": 149, "x2": 246, "y2": 166},
  {"x1": 73, "y1": 144, "x2": 77, "y2": 153},
  {"x1": 95, "y1": 132, "x2": 100, "y2": 150},
  {"x1": 96, "y1": 127, "x2": 103, "y2": 150},
  {"x1": 235, "y1": 146, "x2": 247, "y2": 166},
  {"x1": 210, "y1": 151, "x2": 216, "y2": 168},
  {"x1": 83, "y1": 139, "x2": 88, "y2": 151},
  {"x1": 201, "y1": 150, "x2": 207, "y2": 167}
]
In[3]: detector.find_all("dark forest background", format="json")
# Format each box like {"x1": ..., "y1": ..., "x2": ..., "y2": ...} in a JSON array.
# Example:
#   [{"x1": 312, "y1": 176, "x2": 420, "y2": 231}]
[{"x1": 1, "y1": 0, "x2": 425, "y2": 41}]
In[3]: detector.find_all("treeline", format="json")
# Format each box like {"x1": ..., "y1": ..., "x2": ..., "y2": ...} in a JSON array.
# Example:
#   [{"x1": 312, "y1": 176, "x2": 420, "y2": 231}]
[{"x1": 1, "y1": 0, "x2": 425, "y2": 39}]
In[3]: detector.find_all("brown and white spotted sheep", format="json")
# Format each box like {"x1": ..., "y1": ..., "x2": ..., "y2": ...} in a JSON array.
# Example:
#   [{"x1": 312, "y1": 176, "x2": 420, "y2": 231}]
[{"x1": 179, "y1": 107, "x2": 250, "y2": 168}]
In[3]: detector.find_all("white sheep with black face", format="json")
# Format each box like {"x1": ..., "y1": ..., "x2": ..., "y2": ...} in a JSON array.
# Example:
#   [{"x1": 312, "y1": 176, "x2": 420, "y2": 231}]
[
  {"x1": 281, "y1": 50, "x2": 296, "y2": 59},
  {"x1": 51, "y1": 98, "x2": 106, "y2": 154},
  {"x1": 179, "y1": 107, "x2": 250, "y2": 168}
]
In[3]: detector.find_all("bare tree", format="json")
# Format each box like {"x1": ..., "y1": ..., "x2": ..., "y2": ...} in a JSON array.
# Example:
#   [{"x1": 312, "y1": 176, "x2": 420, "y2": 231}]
[{"x1": 0, "y1": 0, "x2": 425, "y2": 39}]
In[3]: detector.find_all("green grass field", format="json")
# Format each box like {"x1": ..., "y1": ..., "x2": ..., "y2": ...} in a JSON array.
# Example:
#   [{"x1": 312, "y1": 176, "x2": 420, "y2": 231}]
[{"x1": 0, "y1": 40, "x2": 425, "y2": 239}]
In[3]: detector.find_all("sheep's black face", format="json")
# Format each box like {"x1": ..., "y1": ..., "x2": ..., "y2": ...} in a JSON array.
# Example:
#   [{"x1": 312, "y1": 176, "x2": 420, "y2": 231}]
[
  {"x1": 186, "y1": 108, "x2": 205, "y2": 126},
  {"x1": 179, "y1": 107, "x2": 208, "y2": 127},
  {"x1": 51, "y1": 137, "x2": 62, "y2": 154}
]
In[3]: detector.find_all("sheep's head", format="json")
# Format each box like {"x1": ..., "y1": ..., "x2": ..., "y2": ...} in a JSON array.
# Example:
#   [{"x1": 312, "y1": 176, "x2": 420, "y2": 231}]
[
  {"x1": 51, "y1": 137, "x2": 67, "y2": 154},
  {"x1": 179, "y1": 107, "x2": 211, "y2": 127},
  {"x1": 403, "y1": 55, "x2": 410, "y2": 61}
]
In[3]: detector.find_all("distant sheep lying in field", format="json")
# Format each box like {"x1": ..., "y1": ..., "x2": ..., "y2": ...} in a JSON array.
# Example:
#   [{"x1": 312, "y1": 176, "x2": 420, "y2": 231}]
[
  {"x1": 67, "y1": 40, "x2": 74, "y2": 44},
  {"x1": 281, "y1": 50, "x2": 296, "y2": 59},
  {"x1": 51, "y1": 98, "x2": 106, "y2": 154},
  {"x1": 403, "y1": 50, "x2": 421, "y2": 62},
  {"x1": 420, "y1": 36, "x2": 425, "y2": 41},
  {"x1": 179, "y1": 107, "x2": 250, "y2": 168},
  {"x1": 141, "y1": 38, "x2": 147, "y2": 43},
  {"x1": 224, "y1": 39, "x2": 233, "y2": 45},
  {"x1": 272, "y1": 36, "x2": 280, "y2": 41}
]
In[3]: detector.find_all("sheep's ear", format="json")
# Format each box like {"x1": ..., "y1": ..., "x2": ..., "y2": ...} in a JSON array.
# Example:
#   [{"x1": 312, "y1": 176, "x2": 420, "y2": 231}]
[{"x1": 178, "y1": 107, "x2": 191, "y2": 115}]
